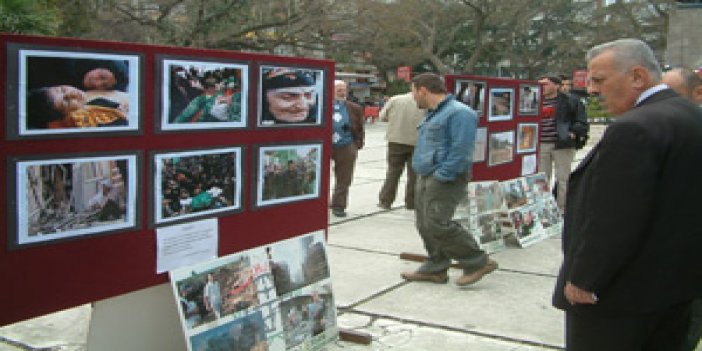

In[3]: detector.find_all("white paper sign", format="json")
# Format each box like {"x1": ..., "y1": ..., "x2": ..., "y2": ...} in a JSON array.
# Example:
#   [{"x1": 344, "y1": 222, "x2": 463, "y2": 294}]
[{"x1": 156, "y1": 218, "x2": 218, "y2": 274}]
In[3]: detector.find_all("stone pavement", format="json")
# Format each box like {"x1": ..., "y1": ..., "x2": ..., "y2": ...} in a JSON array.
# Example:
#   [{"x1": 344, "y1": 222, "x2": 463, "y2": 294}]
[{"x1": 1, "y1": 122, "x2": 697, "y2": 351}]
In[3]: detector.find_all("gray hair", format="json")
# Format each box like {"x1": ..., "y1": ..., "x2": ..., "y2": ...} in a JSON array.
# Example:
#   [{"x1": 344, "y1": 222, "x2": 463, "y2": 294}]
[
  {"x1": 334, "y1": 79, "x2": 346, "y2": 87},
  {"x1": 586, "y1": 38, "x2": 662, "y2": 81}
]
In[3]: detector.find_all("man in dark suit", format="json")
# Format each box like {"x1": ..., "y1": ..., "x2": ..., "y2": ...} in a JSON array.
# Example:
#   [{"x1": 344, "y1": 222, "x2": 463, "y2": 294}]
[
  {"x1": 553, "y1": 38, "x2": 702, "y2": 350},
  {"x1": 330, "y1": 80, "x2": 364, "y2": 217}
]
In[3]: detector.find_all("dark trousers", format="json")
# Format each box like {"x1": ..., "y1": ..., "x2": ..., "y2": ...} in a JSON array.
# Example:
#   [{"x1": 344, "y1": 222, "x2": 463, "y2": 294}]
[
  {"x1": 414, "y1": 175, "x2": 486, "y2": 274},
  {"x1": 330, "y1": 143, "x2": 358, "y2": 210},
  {"x1": 565, "y1": 301, "x2": 692, "y2": 351},
  {"x1": 378, "y1": 142, "x2": 416, "y2": 208}
]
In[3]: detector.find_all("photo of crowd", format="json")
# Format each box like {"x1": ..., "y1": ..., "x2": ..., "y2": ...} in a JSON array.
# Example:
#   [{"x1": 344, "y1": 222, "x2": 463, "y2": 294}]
[
  {"x1": 161, "y1": 59, "x2": 247, "y2": 130},
  {"x1": 15, "y1": 155, "x2": 137, "y2": 246},
  {"x1": 155, "y1": 148, "x2": 241, "y2": 224},
  {"x1": 17, "y1": 49, "x2": 139, "y2": 136},
  {"x1": 258, "y1": 66, "x2": 324, "y2": 127},
  {"x1": 258, "y1": 144, "x2": 321, "y2": 207}
]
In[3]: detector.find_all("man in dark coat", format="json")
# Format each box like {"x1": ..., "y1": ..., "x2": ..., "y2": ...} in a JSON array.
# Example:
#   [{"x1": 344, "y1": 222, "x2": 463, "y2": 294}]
[{"x1": 552, "y1": 38, "x2": 702, "y2": 350}]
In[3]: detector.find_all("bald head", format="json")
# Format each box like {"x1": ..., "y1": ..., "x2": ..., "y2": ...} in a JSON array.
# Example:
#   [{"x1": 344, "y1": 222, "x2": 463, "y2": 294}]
[{"x1": 662, "y1": 67, "x2": 702, "y2": 104}]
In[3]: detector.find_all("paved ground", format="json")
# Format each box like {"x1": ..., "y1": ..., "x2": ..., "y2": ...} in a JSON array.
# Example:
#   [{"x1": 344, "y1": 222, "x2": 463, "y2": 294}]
[{"x1": 1, "y1": 122, "x2": 698, "y2": 351}]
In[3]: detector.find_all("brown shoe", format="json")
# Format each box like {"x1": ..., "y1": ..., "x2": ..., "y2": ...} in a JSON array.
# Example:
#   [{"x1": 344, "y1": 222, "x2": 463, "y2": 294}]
[
  {"x1": 455, "y1": 259, "x2": 498, "y2": 286},
  {"x1": 401, "y1": 270, "x2": 448, "y2": 284}
]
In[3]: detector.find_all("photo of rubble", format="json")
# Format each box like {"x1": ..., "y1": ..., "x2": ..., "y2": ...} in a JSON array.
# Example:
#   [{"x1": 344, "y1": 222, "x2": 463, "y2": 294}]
[
  {"x1": 174, "y1": 254, "x2": 262, "y2": 330},
  {"x1": 14, "y1": 154, "x2": 137, "y2": 246},
  {"x1": 266, "y1": 231, "x2": 330, "y2": 297}
]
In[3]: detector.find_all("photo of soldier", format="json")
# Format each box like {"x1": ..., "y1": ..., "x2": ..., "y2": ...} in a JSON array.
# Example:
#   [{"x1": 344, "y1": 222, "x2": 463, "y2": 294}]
[{"x1": 259, "y1": 145, "x2": 320, "y2": 205}]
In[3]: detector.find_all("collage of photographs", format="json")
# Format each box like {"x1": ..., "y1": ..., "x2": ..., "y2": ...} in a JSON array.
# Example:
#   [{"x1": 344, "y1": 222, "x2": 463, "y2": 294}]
[
  {"x1": 4, "y1": 43, "x2": 328, "y2": 249},
  {"x1": 170, "y1": 230, "x2": 337, "y2": 351},
  {"x1": 454, "y1": 173, "x2": 562, "y2": 253},
  {"x1": 454, "y1": 79, "x2": 541, "y2": 173}
]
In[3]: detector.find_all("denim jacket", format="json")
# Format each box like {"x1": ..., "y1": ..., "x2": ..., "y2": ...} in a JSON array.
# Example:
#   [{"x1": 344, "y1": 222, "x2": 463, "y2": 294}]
[{"x1": 412, "y1": 95, "x2": 476, "y2": 182}]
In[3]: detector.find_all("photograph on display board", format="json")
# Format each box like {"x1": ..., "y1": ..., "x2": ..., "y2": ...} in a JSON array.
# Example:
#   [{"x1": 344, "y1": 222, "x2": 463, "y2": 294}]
[
  {"x1": 538, "y1": 198, "x2": 563, "y2": 236},
  {"x1": 518, "y1": 84, "x2": 540, "y2": 116},
  {"x1": 159, "y1": 59, "x2": 248, "y2": 131},
  {"x1": 281, "y1": 284, "x2": 337, "y2": 350},
  {"x1": 256, "y1": 143, "x2": 322, "y2": 207},
  {"x1": 171, "y1": 250, "x2": 267, "y2": 331},
  {"x1": 521, "y1": 154, "x2": 538, "y2": 176},
  {"x1": 524, "y1": 173, "x2": 550, "y2": 198},
  {"x1": 454, "y1": 79, "x2": 486, "y2": 116},
  {"x1": 11, "y1": 153, "x2": 139, "y2": 247},
  {"x1": 509, "y1": 205, "x2": 543, "y2": 239},
  {"x1": 266, "y1": 231, "x2": 330, "y2": 297},
  {"x1": 189, "y1": 310, "x2": 269, "y2": 351},
  {"x1": 476, "y1": 213, "x2": 504, "y2": 244},
  {"x1": 473, "y1": 127, "x2": 487, "y2": 163},
  {"x1": 258, "y1": 65, "x2": 324, "y2": 127},
  {"x1": 488, "y1": 88, "x2": 514, "y2": 122},
  {"x1": 11, "y1": 48, "x2": 140, "y2": 137},
  {"x1": 170, "y1": 230, "x2": 336, "y2": 351},
  {"x1": 517, "y1": 123, "x2": 538, "y2": 154},
  {"x1": 487, "y1": 130, "x2": 514, "y2": 166},
  {"x1": 469, "y1": 181, "x2": 505, "y2": 214},
  {"x1": 154, "y1": 147, "x2": 242, "y2": 225},
  {"x1": 500, "y1": 177, "x2": 529, "y2": 209}
]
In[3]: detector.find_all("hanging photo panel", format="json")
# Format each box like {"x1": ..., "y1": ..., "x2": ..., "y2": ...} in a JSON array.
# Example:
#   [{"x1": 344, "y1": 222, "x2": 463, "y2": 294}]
[
  {"x1": 6, "y1": 46, "x2": 141, "y2": 139},
  {"x1": 9, "y1": 152, "x2": 140, "y2": 248},
  {"x1": 157, "y1": 58, "x2": 249, "y2": 131}
]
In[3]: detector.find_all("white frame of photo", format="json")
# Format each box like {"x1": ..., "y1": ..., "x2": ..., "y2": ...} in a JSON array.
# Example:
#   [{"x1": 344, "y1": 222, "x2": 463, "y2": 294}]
[
  {"x1": 158, "y1": 58, "x2": 249, "y2": 131},
  {"x1": 153, "y1": 146, "x2": 243, "y2": 226},
  {"x1": 487, "y1": 87, "x2": 514, "y2": 122},
  {"x1": 473, "y1": 127, "x2": 488, "y2": 163},
  {"x1": 487, "y1": 130, "x2": 515, "y2": 167},
  {"x1": 254, "y1": 142, "x2": 322, "y2": 208},
  {"x1": 516, "y1": 123, "x2": 539, "y2": 154},
  {"x1": 257, "y1": 65, "x2": 325, "y2": 128},
  {"x1": 13, "y1": 48, "x2": 141, "y2": 138},
  {"x1": 518, "y1": 83, "x2": 541, "y2": 116},
  {"x1": 10, "y1": 152, "x2": 140, "y2": 248},
  {"x1": 454, "y1": 79, "x2": 486, "y2": 117}
]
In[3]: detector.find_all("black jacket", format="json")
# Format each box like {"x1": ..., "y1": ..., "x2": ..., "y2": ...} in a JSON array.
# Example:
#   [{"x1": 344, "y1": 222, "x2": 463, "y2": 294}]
[
  {"x1": 553, "y1": 92, "x2": 589, "y2": 149},
  {"x1": 553, "y1": 89, "x2": 702, "y2": 316}
]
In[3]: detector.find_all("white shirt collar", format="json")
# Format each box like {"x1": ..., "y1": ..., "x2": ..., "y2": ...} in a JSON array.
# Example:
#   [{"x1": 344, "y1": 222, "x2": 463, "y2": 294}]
[{"x1": 636, "y1": 84, "x2": 668, "y2": 106}]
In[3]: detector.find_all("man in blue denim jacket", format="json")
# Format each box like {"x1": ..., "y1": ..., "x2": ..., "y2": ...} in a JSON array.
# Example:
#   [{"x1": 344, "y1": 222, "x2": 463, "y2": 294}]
[{"x1": 401, "y1": 73, "x2": 498, "y2": 286}]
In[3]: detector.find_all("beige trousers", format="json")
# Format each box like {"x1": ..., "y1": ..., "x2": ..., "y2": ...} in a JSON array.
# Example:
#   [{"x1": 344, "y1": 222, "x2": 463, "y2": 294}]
[{"x1": 538, "y1": 142, "x2": 575, "y2": 209}]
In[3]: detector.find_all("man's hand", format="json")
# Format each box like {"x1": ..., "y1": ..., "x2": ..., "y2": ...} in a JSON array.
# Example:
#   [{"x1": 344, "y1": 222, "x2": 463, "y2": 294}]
[{"x1": 565, "y1": 282, "x2": 598, "y2": 305}]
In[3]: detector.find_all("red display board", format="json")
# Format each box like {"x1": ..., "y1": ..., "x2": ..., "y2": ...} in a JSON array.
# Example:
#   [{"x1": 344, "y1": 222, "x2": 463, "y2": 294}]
[
  {"x1": 0, "y1": 34, "x2": 334, "y2": 326},
  {"x1": 446, "y1": 75, "x2": 543, "y2": 182}
]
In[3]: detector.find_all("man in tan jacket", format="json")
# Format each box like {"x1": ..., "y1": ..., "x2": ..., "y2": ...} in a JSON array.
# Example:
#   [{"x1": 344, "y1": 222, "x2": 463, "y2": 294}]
[{"x1": 377, "y1": 92, "x2": 425, "y2": 210}]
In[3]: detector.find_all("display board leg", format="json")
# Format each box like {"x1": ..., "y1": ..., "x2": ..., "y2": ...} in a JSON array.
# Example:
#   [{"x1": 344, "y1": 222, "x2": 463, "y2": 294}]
[
  {"x1": 339, "y1": 328, "x2": 372, "y2": 345},
  {"x1": 87, "y1": 283, "x2": 187, "y2": 351},
  {"x1": 399, "y1": 252, "x2": 463, "y2": 269}
]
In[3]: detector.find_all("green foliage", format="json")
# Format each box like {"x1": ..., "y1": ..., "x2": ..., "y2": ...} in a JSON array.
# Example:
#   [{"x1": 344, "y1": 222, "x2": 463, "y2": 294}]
[
  {"x1": 385, "y1": 79, "x2": 410, "y2": 96},
  {"x1": 0, "y1": 0, "x2": 60, "y2": 35},
  {"x1": 585, "y1": 96, "x2": 610, "y2": 120}
]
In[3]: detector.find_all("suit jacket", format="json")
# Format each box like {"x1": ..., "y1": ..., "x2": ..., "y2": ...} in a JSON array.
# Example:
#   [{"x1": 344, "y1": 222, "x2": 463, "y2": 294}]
[
  {"x1": 344, "y1": 100, "x2": 365, "y2": 150},
  {"x1": 553, "y1": 89, "x2": 702, "y2": 316}
]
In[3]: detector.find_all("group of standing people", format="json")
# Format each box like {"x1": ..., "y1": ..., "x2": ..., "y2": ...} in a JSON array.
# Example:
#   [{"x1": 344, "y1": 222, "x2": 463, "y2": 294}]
[{"x1": 331, "y1": 38, "x2": 702, "y2": 351}]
